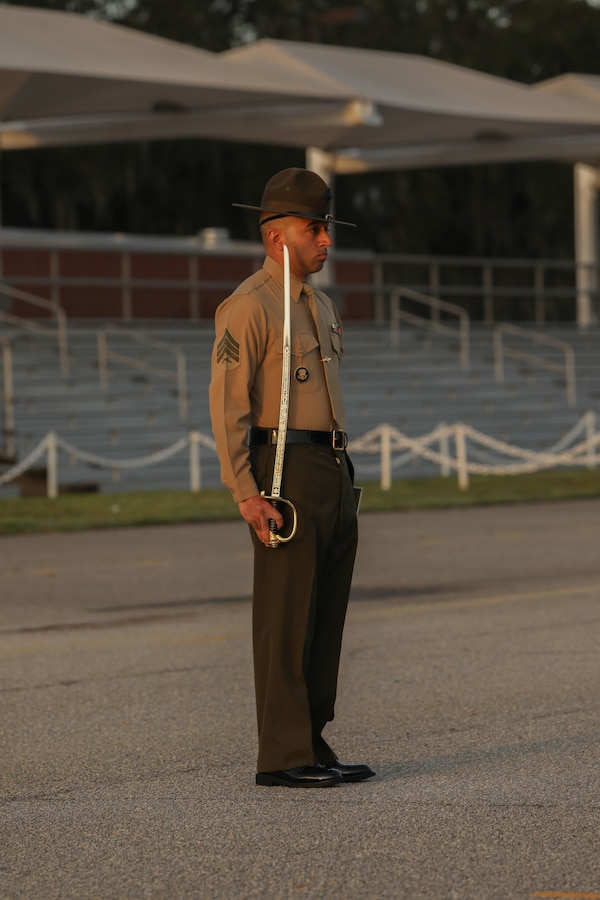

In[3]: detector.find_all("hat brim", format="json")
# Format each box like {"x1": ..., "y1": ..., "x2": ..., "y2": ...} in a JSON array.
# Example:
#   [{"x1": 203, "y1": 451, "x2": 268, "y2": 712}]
[{"x1": 232, "y1": 202, "x2": 356, "y2": 228}]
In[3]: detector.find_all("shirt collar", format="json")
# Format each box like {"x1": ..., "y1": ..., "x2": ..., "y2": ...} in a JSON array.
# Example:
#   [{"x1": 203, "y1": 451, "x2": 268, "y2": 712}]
[{"x1": 263, "y1": 255, "x2": 305, "y2": 304}]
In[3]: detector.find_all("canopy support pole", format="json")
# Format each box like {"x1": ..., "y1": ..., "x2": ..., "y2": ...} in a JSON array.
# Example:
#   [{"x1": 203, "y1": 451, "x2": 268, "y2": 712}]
[
  {"x1": 306, "y1": 146, "x2": 335, "y2": 289},
  {"x1": 574, "y1": 162, "x2": 600, "y2": 328}
]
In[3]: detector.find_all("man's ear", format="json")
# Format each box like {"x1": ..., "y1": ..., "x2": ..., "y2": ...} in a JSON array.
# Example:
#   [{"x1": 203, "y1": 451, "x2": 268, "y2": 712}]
[
  {"x1": 269, "y1": 226, "x2": 283, "y2": 246},
  {"x1": 265, "y1": 226, "x2": 284, "y2": 255}
]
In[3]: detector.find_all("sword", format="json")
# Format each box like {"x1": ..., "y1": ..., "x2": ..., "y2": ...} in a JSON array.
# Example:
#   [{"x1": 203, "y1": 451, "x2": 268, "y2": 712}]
[{"x1": 261, "y1": 243, "x2": 298, "y2": 548}]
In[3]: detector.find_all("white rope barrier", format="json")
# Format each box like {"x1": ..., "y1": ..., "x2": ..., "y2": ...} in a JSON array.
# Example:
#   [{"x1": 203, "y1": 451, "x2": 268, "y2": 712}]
[
  {"x1": 459, "y1": 429, "x2": 600, "y2": 478},
  {"x1": 348, "y1": 423, "x2": 461, "y2": 488},
  {"x1": 0, "y1": 435, "x2": 49, "y2": 487},
  {"x1": 0, "y1": 430, "x2": 216, "y2": 496},
  {"x1": 465, "y1": 411, "x2": 594, "y2": 466},
  {"x1": 55, "y1": 434, "x2": 190, "y2": 470},
  {"x1": 355, "y1": 448, "x2": 416, "y2": 475},
  {"x1": 0, "y1": 413, "x2": 597, "y2": 496},
  {"x1": 347, "y1": 411, "x2": 598, "y2": 489}
]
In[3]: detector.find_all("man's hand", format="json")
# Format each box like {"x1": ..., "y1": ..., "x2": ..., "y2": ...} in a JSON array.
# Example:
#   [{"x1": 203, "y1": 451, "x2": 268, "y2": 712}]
[{"x1": 239, "y1": 495, "x2": 285, "y2": 545}]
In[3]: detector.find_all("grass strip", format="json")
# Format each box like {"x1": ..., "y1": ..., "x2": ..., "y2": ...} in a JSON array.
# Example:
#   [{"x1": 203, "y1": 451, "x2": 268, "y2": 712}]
[{"x1": 1, "y1": 467, "x2": 600, "y2": 535}]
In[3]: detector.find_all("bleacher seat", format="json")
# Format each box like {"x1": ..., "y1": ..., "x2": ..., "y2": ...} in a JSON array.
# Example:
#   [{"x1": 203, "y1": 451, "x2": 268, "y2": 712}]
[{"x1": 1, "y1": 321, "x2": 599, "y2": 494}]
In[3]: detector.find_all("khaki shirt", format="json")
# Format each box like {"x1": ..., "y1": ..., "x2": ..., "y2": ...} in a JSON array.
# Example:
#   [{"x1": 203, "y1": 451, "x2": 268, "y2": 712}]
[{"x1": 209, "y1": 255, "x2": 346, "y2": 503}]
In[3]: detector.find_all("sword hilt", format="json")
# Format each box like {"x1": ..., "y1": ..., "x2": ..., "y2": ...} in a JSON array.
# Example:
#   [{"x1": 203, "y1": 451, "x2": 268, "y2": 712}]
[
  {"x1": 267, "y1": 499, "x2": 281, "y2": 549},
  {"x1": 261, "y1": 492, "x2": 298, "y2": 548}
]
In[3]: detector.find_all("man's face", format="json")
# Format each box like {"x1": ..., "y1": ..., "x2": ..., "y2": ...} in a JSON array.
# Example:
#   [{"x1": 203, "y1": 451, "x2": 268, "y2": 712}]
[{"x1": 278, "y1": 216, "x2": 333, "y2": 280}]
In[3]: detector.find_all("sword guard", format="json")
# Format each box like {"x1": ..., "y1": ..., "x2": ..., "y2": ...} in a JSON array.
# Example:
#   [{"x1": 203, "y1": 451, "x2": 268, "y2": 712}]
[{"x1": 260, "y1": 493, "x2": 298, "y2": 548}]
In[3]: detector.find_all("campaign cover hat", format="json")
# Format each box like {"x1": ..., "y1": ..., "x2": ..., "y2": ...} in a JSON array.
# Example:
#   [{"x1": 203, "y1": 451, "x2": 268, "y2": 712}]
[{"x1": 233, "y1": 167, "x2": 356, "y2": 227}]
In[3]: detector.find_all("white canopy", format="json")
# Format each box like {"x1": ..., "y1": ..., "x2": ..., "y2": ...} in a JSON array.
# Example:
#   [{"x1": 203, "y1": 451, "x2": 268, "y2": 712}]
[
  {"x1": 224, "y1": 42, "x2": 600, "y2": 326},
  {"x1": 3, "y1": 11, "x2": 600, "y2": 161},
  {"x1": 2, "y1": 9, "x2": 600, "y2": 323},
  {"x1": 0, "y1": 5, "x2": 370, "y2": 149},
  {"x1": 533, "y1": 74, "x2": 600, "y2": 327},
  {"x1": 535, "y1": 73, "x2": 600, "y2": 105},
  {"x1": 224, "y1": 40, "x2": 600, "y2": 171}
]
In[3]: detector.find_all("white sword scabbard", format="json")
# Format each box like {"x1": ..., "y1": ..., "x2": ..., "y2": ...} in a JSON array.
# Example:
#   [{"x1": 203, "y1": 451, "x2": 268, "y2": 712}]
[{"x1": 261, "y1": 244, "x2": 297, "y2": 547}]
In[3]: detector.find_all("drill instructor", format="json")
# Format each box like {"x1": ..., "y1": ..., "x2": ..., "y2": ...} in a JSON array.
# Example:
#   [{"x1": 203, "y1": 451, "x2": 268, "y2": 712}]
[{"x1": 209, "y1": 168, "x2": 374, "y2": 788}]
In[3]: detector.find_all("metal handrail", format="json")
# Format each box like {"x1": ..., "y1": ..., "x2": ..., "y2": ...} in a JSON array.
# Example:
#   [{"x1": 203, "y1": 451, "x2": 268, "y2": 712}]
[
  {"x1": 493, "y1": 323, "x2": 577, "y2": 407},
  {"x1": 2, "y1": 258, "x2": 597, "y2": 324},
  {"x1": 389, "y1": 286, "x2": 470, "y2": 371},
  {"x1": 1, "y1": 234, "x2": 598, "y2": 325},
  {"x1": 97, "y1": 325, "x2": 188, "y2": 422},
  {"x1": 0, "y1": 282, "x2": 69, "y2": 376}
]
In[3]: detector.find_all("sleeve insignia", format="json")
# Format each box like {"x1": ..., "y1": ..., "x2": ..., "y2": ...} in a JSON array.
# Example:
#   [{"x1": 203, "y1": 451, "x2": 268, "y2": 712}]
[{"x1": 216, "y1": 328, "x2": 240, "y2": 365}]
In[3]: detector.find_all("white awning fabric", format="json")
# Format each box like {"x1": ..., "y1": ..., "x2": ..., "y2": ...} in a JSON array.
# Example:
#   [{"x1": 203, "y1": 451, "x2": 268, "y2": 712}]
[
  {"x1": 0, "y1": 6, "x2": 363, "y2": 149},
  {"x1": 223, "y1": 40, "x2": 600, "y2": 170},
  {"x1": 2, "y1": 9, "x2": 600, "y2": 166}
]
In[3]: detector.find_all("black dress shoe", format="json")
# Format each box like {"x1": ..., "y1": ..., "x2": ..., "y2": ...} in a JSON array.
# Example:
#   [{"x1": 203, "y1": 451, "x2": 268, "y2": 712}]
[
  {"x1": 256, "y1": 765, "x2": 342, "y2": 788},
  {"x1": 331, "y1": 760, "x2": 375, "y2": 783}
]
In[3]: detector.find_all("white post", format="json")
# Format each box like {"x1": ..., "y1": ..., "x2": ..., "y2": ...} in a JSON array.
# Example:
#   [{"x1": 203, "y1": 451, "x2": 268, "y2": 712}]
[
  {"x1": 380, "y1": 425, "x2": 392, "y2": 491},
  {"x1": 189, "y1": 431, "x2": 201, "y2": 492},
  {"x1": 455, "y1": 424, "x2": 469, "y2": 490},
  {"x1": 573, "y1": 163, "x2": 599, "y2": 328},
  {"x1": 46, "y1": 432, "x2": 58, "y2": 499},
  {"x1": 585, "y1": 410, "x2": 596, "y2": 470},
  {"x1": 306, "y1": 146, "x2": 334, "y2": 290}
]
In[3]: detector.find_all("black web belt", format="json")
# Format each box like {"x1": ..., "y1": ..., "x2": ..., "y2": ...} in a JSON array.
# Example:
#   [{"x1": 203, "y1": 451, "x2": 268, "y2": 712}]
[{"x1": 248, "y1": 426, "x2": 348, "y2": 450}]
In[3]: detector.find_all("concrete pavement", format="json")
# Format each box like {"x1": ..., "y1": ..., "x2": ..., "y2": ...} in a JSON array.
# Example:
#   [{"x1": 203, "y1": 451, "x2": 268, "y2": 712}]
[{"x1": 1, "y1": 499, "x2": 600, "y2": 898}]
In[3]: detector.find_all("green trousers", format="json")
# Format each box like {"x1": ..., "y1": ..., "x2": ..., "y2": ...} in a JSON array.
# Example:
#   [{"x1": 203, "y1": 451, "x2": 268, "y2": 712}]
[{"x1": 250, "y1": 442, "x2": 358, "y2": 773}]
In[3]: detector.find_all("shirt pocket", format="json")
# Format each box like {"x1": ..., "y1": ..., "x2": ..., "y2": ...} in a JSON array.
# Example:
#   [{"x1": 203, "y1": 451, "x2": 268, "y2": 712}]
[
  {"x1": 275, "y1": 330, "x2": 324, "y2": 394},
  {"x1": 274, "y1": 331, "x2": 320, "y2": 360},
  {"x1": 329, "y1": 330, "x2": 343, "y2": 360}
]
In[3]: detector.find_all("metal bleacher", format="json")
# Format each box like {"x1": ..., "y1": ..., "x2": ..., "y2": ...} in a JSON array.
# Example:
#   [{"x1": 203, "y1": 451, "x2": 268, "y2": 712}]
[
  {"x1": 2, "y1": 318, "x2": 600, "y2": 496},
  {"x1": 344, "y1": 322, "x2": 600, "y2": 444},
  {"x1": 1, "y1": 324, "x2": 217, "y2": 495}
]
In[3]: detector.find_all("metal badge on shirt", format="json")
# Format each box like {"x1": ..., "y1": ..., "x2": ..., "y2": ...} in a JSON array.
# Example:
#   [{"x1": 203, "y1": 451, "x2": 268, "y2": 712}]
[{"x1": 294, "y1": 366, "x2": 310, "y2": 382}]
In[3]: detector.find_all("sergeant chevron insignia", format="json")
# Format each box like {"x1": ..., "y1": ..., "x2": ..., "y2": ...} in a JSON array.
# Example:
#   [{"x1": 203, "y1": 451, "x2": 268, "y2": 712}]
[{"x1": 216, "y1": 328, "x2": 240, "y2": 365}]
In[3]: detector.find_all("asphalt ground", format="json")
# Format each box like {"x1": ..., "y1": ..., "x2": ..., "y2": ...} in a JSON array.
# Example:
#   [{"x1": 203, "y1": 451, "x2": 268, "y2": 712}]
[{"x1": 1, "y1": 498, "x2": 600, "y2": 900}]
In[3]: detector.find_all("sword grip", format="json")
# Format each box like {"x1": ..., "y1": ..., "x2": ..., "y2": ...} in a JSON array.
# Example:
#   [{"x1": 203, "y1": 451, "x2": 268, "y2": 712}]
[{"x1": 266, "y1": 499, "x2": 280, "y2": 549}]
